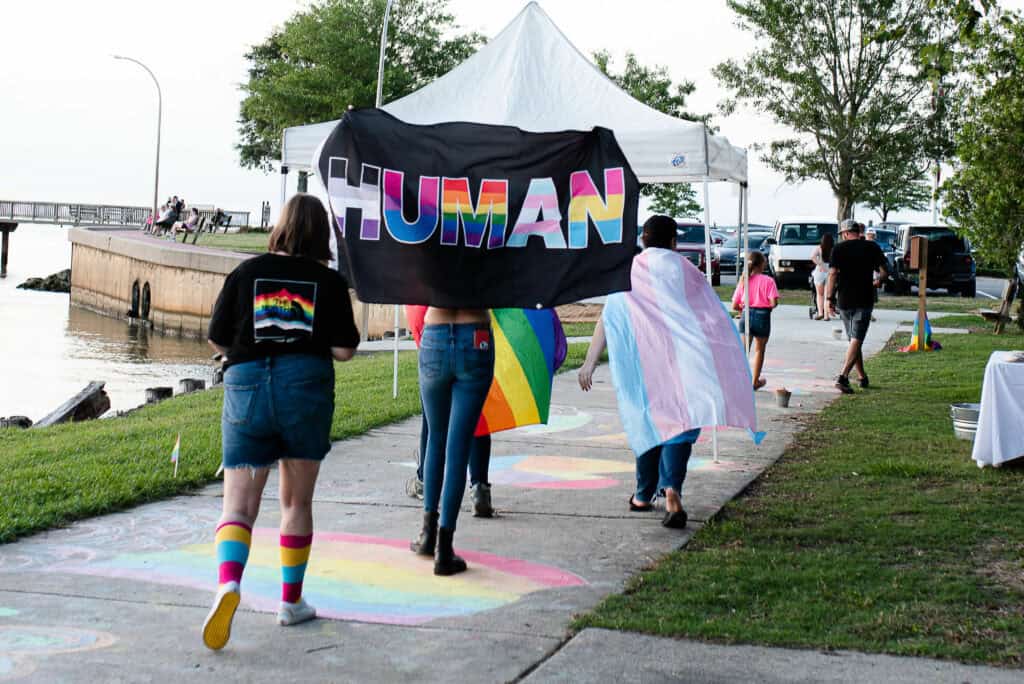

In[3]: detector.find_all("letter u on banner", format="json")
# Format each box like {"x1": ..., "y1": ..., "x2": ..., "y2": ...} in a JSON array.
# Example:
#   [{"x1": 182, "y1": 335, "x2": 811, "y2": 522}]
[{"x1": 383, "y1": 170, "x2": 440, "y2": 244}]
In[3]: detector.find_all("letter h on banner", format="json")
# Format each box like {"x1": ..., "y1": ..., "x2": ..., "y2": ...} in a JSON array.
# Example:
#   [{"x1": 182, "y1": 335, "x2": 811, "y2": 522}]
[{"x1": 328, "y1": 157, "x2": 382, "y2": 240}]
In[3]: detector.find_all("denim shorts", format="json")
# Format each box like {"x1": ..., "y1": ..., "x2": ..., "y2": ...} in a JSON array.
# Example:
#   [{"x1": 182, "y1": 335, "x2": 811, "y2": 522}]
[
  {"x1": 738, "y1": 307, "x2": 772, "y2": 339},
  {"x1": 840, "y1": 307, "x2": 873, "y2": 341},
  {"x1": 221, "y1": 354, "x2": 335, "y2": 469}
]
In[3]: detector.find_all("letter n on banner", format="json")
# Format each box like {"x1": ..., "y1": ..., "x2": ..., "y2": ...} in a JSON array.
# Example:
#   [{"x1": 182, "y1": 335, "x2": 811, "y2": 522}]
[
  {"x1": 568, "y1": 168, "x2": 626, "y2": 249},
  {"x1": 441, "y1": 178, "x2": 509, "y2": 248},
  {"x1": 327, "y1": 157, "x2": 381, "y2": 239}
]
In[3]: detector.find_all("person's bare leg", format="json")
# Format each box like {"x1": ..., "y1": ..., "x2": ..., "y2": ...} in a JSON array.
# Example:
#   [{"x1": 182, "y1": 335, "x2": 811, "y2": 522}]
[
  {"x1": 815, "y1": 283, "x2": 826, "y2": 319},
  {"x1": 854, "y1": 346, "x2": 866, "y2": 380},
  {"x1": 279, "y1": 459, "x2": 321, "y2": 536},
  {"x1": 221, "y1": 466, "x2": 271, "y2": 529},
  {"x1": 752, "y1": 337, "x2": 767, "y2": 388},
  {"x1": 841, "y1": 339, "x2": 863, "y2": 378}
]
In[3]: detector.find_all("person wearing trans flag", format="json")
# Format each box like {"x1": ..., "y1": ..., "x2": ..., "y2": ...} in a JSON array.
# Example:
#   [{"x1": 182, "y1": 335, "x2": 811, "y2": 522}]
[{"x1": 579, "y1": 215, "x2": 763, "y2": 528}]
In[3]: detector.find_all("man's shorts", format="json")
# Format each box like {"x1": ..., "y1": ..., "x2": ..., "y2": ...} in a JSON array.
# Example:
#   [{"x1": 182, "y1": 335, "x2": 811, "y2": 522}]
[{"x1": 839, "y1": 307, "x2": 873, "y2": 342}]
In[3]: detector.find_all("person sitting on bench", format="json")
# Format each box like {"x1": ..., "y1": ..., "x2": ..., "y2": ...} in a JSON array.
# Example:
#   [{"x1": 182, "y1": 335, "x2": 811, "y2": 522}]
[{"x1": 173, "y1": 207, "x2": 201, "y2": 238}]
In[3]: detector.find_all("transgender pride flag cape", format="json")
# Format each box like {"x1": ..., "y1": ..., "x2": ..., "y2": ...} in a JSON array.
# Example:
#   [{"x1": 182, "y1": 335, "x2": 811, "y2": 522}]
[{"x1": 602, "y1": 248, "x2": 765, "y2": 457}]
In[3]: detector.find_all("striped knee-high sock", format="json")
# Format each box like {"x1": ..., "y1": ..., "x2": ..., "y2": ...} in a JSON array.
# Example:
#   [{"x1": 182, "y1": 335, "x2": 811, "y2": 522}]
[
  {"x1": 215, "y1": 521, "x2": 252, "y2": 587},
  {"x1": 280, "y1": 534, "x2": 313, "y2": 604}
]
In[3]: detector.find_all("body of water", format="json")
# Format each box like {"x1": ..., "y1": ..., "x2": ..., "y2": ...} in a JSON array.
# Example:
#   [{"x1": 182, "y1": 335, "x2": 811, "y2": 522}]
[{"x1": 0, "y1": 224, "x2": 215, "y2": 422}]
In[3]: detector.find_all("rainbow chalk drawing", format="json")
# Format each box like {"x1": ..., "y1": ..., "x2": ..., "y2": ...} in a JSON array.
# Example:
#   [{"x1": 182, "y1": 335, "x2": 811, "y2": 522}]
[
  {"x1": 0, "y1": 626, "x2": 116, "y2": 681},
  {"x1": 514, "y1": 409, "x2": 593, "y2": 436},
  {"x1": 440, "y1": 178, "x2": 508, "y2": 248},
  {"x1": 568, "y1": 168, "x2": 626, "y2": 248},
  {"x1": 488, "y1": 455, "x2": 634, "y2": 490},
  {"x1": 383, "y1": 170, "x2": 440, "y2": 244},
  {"x1": 57, "y1": 530, "x2": 586, "y2": 626}
]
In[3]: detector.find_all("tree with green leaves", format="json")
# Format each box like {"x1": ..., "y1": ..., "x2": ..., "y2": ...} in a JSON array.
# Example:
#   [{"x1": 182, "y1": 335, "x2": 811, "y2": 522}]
[
  {"x1": 860, "y1": 132, "x2": 931, "y2": 221},
  {"x1": 942, "y1": 10, "x2": 1024, "y2": 278},
  {"x1": 237, "y1": 0, "x2": 483, "y2": 172},
  {"x1": 714, "y1": 0, "x2": 940, "y2": 221},
  {"x1": 594, "y1": 51, "x2": 703, "y2": 219}
]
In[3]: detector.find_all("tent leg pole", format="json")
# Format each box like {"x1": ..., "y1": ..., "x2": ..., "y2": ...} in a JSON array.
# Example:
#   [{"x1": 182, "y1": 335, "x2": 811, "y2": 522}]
[
  {"x1": 278, "y1": 165, "x2": 289, "y2": 224},
  {"x1": 393, "y1": 305, "x2": 400, "y2": 399},
  {"x1": 736, "y1": 186, "x2": 744, "y2": 280},
  {"x1": 743, "y1": 184, "x2": 751, "y2": 355},
  {"x1": 702, "y1": 179, "x2": 713, "y2": 286}
]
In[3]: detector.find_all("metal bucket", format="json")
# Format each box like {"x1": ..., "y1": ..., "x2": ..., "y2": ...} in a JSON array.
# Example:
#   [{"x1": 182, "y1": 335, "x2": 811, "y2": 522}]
[{"x1": 950, "y1": 402, "x2": 980, "y2": 441}]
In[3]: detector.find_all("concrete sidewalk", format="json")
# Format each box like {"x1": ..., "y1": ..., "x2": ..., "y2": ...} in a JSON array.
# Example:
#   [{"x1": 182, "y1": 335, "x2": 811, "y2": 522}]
[{"x1": 0, "y1": 306, "x2": 942, "y2": 682}]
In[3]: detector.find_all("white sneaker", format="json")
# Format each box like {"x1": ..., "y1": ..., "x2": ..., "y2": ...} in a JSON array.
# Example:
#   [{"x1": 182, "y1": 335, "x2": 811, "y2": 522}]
[
  {"x1": 202, "y1": 581, "x2": 240, "y2": 650},
  {"x1": 277, "y1": 597, "x2": 316, "y2": 626}
]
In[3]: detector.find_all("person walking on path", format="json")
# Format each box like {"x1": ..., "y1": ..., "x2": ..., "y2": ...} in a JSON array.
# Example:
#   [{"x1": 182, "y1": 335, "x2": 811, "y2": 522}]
[
  {"x1": 578, "y1": 215, "x2": 705, "y2": 528},
  {"x1": 410, "y1": 307, "x2": 495, "y2": 576},
  {"x1": 405, "y1": 305, "x2": 495, "y2": 518},
  {"x1": 731, "y1": 250, "x2": 780, "y2": 390},
  {"x1": 201, "y1": 194, "x2": 360, "y2": 650},
  {"x1": 827, "y1": 219, "x2": 888, "y2": 394},
  {"x1": 811, "y1": 232, "x2": 835, "y2": 320}
]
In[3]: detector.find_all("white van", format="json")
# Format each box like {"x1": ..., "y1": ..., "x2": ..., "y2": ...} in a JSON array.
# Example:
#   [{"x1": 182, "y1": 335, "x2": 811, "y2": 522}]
[{"x1": 764, "y1": 216, "x2": 838, "y2": 288}]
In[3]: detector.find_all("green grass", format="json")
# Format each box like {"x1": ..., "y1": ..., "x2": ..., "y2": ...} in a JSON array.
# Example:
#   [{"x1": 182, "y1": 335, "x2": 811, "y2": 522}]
[
  {"x1": 192, "y1": 231, "x2": 270, "y2": 254},
  {"x1": 574, "y1": 327, "x2": 1024, "y2": 666},
  {"x1": 0, "y1": 344, "x2": 592, "y2": 544},
  {"x1": 563, "y1": 322, "x2": 597, "y2": 338}
]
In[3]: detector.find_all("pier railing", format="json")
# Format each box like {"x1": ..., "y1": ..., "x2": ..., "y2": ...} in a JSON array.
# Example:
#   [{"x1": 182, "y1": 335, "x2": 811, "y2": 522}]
[{"x1": 0, "y1": 200, "x2": 251, "y2": 229}]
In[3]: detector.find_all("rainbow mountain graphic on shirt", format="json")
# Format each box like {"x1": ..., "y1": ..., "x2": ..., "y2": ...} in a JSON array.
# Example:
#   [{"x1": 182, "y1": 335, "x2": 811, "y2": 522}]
[{"x1": 253, "y1": 279, "x2": 317, "y2": 341}]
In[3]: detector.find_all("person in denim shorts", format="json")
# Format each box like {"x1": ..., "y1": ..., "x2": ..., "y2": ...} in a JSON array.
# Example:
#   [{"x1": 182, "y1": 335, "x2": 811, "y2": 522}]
[
  {"x1": 201, "y1": 194, "x2": 360, "y2": 650},
  {"x1": 827, "y1": 219, "x2": 888, "y2": 393},
  {"x1": 732, "y1": 250, "x2": 780, "y2": 390},
  {"x1": 409, "y1": 307, "x2": 495, "y2": 576}
]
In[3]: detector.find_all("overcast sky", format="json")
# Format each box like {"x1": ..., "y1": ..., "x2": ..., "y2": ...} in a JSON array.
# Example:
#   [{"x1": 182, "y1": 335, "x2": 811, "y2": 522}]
[{"x1": 3, "y1": 0, "x2": 1020, "y2": 225}]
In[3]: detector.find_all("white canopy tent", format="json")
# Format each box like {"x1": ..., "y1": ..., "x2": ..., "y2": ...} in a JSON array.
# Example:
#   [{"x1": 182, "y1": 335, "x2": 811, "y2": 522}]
[
  {"x1": 282, "y1": 2, "x2": 746, "y2": 185},
  {"x1": 281, "y1": 3, "x2": 754, "y2": 444}
]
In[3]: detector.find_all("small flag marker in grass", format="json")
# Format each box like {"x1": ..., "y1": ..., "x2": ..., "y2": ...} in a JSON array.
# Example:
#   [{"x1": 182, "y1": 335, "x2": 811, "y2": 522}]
[{"x1": 170, "y1": 433, "x2": 180, "y2": 478}]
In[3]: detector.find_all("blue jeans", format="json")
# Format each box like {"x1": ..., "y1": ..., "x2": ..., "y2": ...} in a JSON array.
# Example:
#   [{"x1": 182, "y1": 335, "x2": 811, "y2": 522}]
[
  {"x1": 419, "y1": 323, "x2": 495, "y2": 530},
  {"x1": 221, "y1": 354, "x2": 335, "y2": 468},
  {"x1": 635, "y1": 430, "x2": 700, "y2": 503},
  {"x1": 417, "y1": 418, "x2": 491, "y2": 486}
]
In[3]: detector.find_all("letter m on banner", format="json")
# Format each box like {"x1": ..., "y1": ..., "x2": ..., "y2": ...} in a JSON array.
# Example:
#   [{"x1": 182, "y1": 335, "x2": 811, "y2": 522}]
[{"x1": 327, "y1": 157, "x2": 382, "y2": 240}]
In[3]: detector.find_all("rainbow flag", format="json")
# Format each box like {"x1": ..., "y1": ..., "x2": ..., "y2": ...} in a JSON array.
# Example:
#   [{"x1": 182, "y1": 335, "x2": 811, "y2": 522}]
[
  {"x1": 603, "y1": 248, "x2": 764, "y2": 457},
  {"x1": 170, "y1": 433, "x2": 180, "y2": 464},
  {"x1": 900, "y1": 314, "x2": 942, "y2": 352},
  {"x1": 475, "y1": 309, "x2": 565, "y2": 436}
]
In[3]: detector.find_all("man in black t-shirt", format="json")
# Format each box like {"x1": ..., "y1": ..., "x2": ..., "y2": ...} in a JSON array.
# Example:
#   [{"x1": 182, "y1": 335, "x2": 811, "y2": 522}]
[{"x1": 827, "y1": 220, "x2": 888, "y2": 394}]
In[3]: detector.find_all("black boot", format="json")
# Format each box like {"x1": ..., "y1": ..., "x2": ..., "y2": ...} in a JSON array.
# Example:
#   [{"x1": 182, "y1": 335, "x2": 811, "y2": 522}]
[
  {"x1": 410, "y1": 511, "x2": 438, "y2": 556},
  {"x1": 434, "y1": 527, "x2": 467, "y2": 576}
]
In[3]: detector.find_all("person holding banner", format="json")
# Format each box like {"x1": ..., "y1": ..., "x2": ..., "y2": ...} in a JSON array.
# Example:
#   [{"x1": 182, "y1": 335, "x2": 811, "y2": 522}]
[
  {"x1": 201, "y1": 194, "x2": 360, "y2": 650},
  {"x1": 410, "y1": 307, "x2": 495, "y2": 576}
]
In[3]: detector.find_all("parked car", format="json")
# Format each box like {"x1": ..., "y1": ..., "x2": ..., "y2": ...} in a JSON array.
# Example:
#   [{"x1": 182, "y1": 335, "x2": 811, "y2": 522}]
[
  {"x1": 675, "y1": 219, "x2": 721, "y2": 286},
  {"x1": 887, "y1": 223, "x2": 976, "y2": 297},
  {"x1": 716, "y1": 232, "x2": 772, "y2": 274},
  {"x1": 764, "y1": 216, "x2": 839, "y2": 288},
  {"x1": 718, "y1": 223, "x2": 774, "y2": 235}
]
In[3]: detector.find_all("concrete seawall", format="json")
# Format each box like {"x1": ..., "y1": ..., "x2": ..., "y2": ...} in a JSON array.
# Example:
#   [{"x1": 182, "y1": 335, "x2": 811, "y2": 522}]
[{"x1": 69, "y1": 228, "x2": 402, "y2": 339}]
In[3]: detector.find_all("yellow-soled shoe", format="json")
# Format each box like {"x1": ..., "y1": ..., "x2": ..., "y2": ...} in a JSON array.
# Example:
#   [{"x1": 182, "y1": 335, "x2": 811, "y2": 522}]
[{"x1": 202, "y1": 581, "x2": 240, "y2": 650}]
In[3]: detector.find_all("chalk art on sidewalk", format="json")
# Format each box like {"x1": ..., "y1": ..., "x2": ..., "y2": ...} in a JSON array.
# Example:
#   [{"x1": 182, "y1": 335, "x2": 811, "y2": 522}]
[
  {"x1": 52, "y1": 529, "x2": 586, "y2": 627},
  {"x1": 0, "y1": 625, "x2": 116, "y2": 681}
]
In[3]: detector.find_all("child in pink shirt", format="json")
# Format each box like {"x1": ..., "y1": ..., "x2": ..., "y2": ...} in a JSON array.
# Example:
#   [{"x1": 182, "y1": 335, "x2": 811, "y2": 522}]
[{"x1": 732, "y1": 251, "x2": 780, "y2": 389}]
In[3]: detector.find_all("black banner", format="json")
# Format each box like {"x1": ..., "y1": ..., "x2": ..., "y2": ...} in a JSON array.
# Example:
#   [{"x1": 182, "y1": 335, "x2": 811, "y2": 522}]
[{"x1": 316, "y1": 109, "x2": 639, "y2": 308}]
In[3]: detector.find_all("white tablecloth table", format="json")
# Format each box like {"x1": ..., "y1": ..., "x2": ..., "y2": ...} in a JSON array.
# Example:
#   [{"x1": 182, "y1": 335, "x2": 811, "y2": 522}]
[{"x1": 972, "y1": 351, "x2": 1024, "y2": 467}]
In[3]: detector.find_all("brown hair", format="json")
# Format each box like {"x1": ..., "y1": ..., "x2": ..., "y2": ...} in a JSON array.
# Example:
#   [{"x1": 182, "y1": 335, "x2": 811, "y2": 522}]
[
  {"x1": 747, "y1": 250, "x2": 766, "y2": 273},
  {"x1": 820, "y1": 232, "x2": 835, "y2": 262},
  {"x1": 268, "y1": 193, "x2": 333, "y2": 261}
]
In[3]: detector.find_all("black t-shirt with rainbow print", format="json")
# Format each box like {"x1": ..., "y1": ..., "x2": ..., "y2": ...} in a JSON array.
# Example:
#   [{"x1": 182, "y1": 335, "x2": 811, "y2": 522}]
[{"x1": 209, "y1": 253, "x2": 360, "y2": 368}]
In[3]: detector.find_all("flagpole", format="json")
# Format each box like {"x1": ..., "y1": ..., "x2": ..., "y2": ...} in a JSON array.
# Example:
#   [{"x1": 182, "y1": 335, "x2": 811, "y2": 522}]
[{"x1": 376, "y1": 0, "x2": 402, "y2": 400}]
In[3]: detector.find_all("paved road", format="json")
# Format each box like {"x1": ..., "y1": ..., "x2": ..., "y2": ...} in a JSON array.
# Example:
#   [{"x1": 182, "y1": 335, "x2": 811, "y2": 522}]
[
  {"x1": 0, "y1": 309, "x2": 1011, "y2": 682},
  {"x1": 721, "y1": 273, "x2": 1007, "y2": 302}
]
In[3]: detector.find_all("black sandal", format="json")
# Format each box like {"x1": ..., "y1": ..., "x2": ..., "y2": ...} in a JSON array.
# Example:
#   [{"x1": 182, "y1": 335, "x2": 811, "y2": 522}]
[
  {"x1": 629, "y1": 496, "x2": 654, "y2": 512},
  {"x1": 662, "y1": 510, "x2": 688, "y2": 529}
]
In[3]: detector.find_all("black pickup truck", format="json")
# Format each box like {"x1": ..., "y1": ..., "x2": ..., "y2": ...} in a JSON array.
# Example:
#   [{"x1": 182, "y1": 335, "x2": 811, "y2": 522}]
[{"x1": 888, "y1": 224, "x2": 977, "y2": 297}]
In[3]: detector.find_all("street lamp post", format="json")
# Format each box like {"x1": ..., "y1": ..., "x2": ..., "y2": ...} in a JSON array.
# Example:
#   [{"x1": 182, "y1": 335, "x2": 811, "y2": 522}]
[{"x1": 113, "y1": 55, "x2": 162, "y2": 230}]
